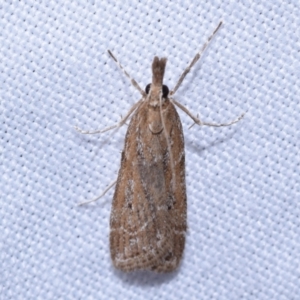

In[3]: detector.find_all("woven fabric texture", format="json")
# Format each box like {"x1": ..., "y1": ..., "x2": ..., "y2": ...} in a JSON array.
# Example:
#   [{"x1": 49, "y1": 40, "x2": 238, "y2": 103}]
[{"x1": 2, "y1": 1, "x2": 299, "y2": 299}]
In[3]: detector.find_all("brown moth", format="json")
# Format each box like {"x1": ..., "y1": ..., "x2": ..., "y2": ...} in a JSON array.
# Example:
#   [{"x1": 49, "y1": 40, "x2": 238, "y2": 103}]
[
  {"x1": 76, "y1": 21, "x2": 244, "y2": 272},
  {"x1": 110, "y1": 57, "x2": 186, "y2": 272}
]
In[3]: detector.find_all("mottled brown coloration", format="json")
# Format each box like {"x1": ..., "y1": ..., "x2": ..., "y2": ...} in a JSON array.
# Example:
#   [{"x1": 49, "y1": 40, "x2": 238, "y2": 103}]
[
  {"x1": 75, "y1": 21, "x2": 244, "y2": 272},
  {"x1": 110, "y1": 58, "x2": 186, "y2": 272}
]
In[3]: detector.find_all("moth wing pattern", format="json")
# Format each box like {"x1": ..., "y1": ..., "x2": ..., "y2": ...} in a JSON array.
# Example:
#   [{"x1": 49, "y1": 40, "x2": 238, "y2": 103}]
[
  {"x1": 76, "y1": 23, "x2": 243, "y2": 273},
  {"x1": 110, "y1": 99, "x2": 186, "y2": 272}
]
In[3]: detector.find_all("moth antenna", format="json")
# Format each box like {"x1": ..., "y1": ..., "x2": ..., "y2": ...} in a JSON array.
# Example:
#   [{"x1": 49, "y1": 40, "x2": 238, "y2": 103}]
[
  {"x1": 159, "y1": 94, "x2": 176, "y2": 191},
  {"x1": 170, "y1": 21, "x2": 223, "y2": 96},
  {"x1": 107, "y1": 50, "x2": 146, "y2": 97}
]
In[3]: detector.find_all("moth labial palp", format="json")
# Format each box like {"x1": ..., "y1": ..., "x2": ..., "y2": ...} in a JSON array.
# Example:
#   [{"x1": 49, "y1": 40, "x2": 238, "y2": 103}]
[{"x1": 75, "y1": 21, "x2": 245, "y2": 272}]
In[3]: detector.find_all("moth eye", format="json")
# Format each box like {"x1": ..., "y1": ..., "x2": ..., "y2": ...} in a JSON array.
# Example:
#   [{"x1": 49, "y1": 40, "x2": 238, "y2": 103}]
[
  {"x1": 162, "y1": 85, "x2": 169, "y2": 98},
  {"x1": 145, "y1": 84, "x2": 151, "y2": 94}
]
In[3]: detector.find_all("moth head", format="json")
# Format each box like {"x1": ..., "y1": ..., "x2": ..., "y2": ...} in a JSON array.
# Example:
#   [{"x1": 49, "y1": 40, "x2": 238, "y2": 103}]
[
  {"x1": 145, "y1": 83, "x2": 169, "y2": 98},
  {"x1": 146, "y1": 56, "x2": 169, "y2": 106}
]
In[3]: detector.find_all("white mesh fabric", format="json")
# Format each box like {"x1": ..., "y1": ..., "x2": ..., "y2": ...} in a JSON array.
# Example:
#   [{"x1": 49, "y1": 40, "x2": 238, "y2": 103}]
[{"x1": 2, "y1": 1, "x2": 299, "y2": 299}]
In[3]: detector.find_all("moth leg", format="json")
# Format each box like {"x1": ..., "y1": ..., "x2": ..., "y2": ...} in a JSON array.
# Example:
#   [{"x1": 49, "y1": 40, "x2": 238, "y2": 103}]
[
  {"x1": 78, "y1": 179, "x2": 117, "y2": 206},
  {"x1": 170, "y1": 21, "x2": 222, "y2": 96},
  {"x1": 74, "y1": 99, "x2": 143, "y2": 134},
  {"x1": 172, "y1": 99, "x2": 245, "y2": 127},
  {"x1": 107, "y1": 50, "x2": 146, "y2": 97}
]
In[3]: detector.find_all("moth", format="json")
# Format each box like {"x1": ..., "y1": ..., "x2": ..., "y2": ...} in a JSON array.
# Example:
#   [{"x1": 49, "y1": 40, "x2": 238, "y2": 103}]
[{"x1": 76, "y1": 21, "x2": 244, "y2": 272}]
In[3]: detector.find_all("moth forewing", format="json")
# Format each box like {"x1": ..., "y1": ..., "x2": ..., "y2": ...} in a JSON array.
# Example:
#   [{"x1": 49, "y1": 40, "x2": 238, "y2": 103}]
[{"x1": 110, "y1": 58, "x2": 187, "y2": 272}]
